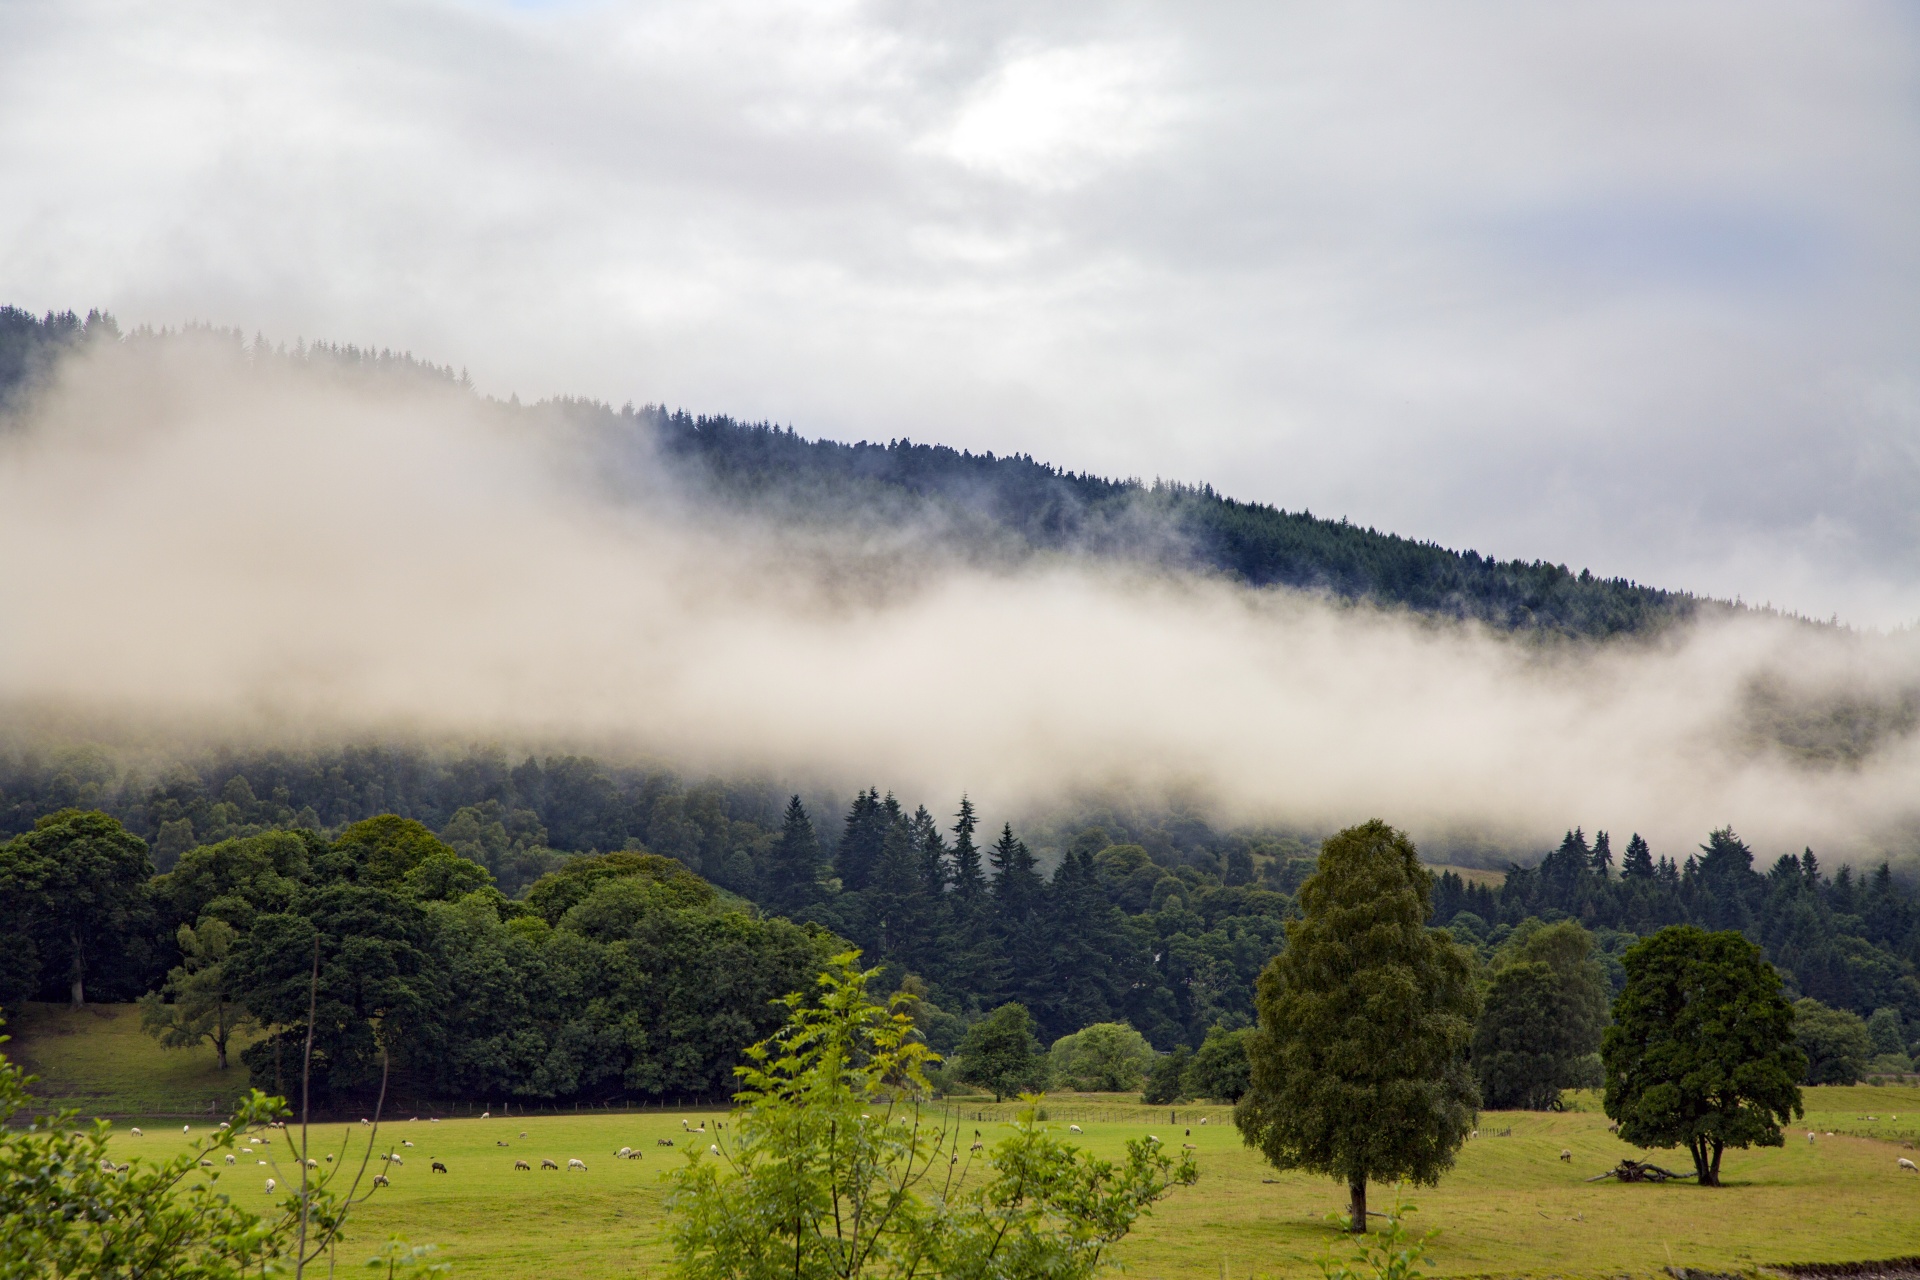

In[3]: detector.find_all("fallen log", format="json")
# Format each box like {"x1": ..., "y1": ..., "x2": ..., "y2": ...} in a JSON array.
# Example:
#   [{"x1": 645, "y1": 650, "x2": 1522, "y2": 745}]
[{"x1": 1585, "y1": 1159, "x2": 1698, "y2": 1183}]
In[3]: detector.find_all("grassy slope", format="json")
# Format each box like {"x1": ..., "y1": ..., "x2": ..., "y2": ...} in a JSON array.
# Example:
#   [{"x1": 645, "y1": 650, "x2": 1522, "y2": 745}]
[
  {"x1": 86, "y1": 1089, "x2": 1920, "y2": 1280},
  {"x1": 7, "y1": 1001, "x2": 260, "y2": 1116}
]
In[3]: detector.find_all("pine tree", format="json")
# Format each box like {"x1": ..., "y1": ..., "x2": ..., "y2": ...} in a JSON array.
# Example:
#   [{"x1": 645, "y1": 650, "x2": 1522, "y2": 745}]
[
  {"x1": 1590, "y1": 831, "x2": 1613, "y2": 877},
  {"x1": 1621, "y1": 833, "x2": 1655, "y2": 880}
]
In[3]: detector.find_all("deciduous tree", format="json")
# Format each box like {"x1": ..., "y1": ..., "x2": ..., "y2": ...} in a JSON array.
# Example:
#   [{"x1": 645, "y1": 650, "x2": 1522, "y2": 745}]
[{"x1": 1602, "y1": 926, "x2": 1803, "y2": 1185}]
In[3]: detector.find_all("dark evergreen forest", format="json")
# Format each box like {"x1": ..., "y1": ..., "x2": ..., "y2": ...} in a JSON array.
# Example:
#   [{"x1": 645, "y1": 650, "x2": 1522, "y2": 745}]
[{"x1": 1, "y1": 305, "x2": 1711, "y2": 637}]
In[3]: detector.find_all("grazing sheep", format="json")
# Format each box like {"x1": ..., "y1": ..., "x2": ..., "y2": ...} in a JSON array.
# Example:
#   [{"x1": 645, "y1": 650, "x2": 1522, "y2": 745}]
[
  {"x1": 969, "y1": 1140, "x2": 983, "y2": 1151},
  {"x1": 658, "y1": 1138, "x2": 674, "y2": 1147},
  {"x1": 100, "y1": 1158, "x2": 117, "y2": 1172},
  {"x1": 618, "y1": 1147, "x2": 634, "y2": 1158},
  {"x1": 325, "y1": 1153, "x2": 334, "y2": 1162},
  {"x1": 131, "y1": 1127, "x2": 143, "y2": 1136},
  {"x1": 496, "y1": 1140, "x2": 509, "y2": 1147},
  {"x1": 1068, "y1": 1125, "x2": 1082, "y2": 1134},
  {"x1": 481, "y1": 1111, "x2": 491, "y2": 1119},
  {"x1": 431, "y1": 1161, "x2": 449, "y2": 1174},
  {"x1": 373, "y1": 1174, "x2": 389, "y2": 1187},
  {"x1": 430, "y1": 1118, "x2": 440, "y2": 1124},
  {"x1": 1899, "y1": 1157, "x2": 1917, "y2": 1173},
  {"x1": 542, "y1": 1159, "x2": 559, "y2": 1170},
  {"x1": 265, "y1": 1178, "x2": 276, "y2": 1194},
  {"x1": 1470, "y1": 1130, "x2": 1479, "y2": 1140},
  {"x1": 225, "y1": 1154, "x2": 236, "y2": 1165},
  {"x1": 1182, "y1": 1143, "x2": 1197, "y2": 1150},
  {"x1": 515, "y1": 1160, "x2": 531, "y2": 1171},
  {"x1": 1808, "y1": 1132, "x2": 1816, "y2": 1143},
  {"x1": 360, "y1": 1118, "x2": 371, "y2": 1126},
  {"x1": 115, "y1": 1163, "x2": 129, "y2": 1173},
  {"x1": 709, "y1": 1144, "x2": 720, "y2": 1156},
  {"x1": 258, "y1": 1160, "x2": 267, "y2": 1166},
  {"x1": 1559, "y1": 1149, "x2": 1572, "y2": 1163},
  {"x1": 568, "y1": 1158, "x2": 587, "y2": 1171},
  {"x1": 390, "y1": 1155, "x2": 404, "y2": 1165},
  {"x1": 402, "y1": 1140, "x2": 414, "y2": 1147},
  {"x1": 219, "y1": 1122, "x2": 230, "y2": 1129},
  {"x1": 1147, "y1": 1135, "x2": 1161, "y2": 1144},
  {"x1": 520, "y1": 1131, "x2": 528, "y2": 1139},
  {"x1": 1199, "y1": 1117, "x2": 1210, "y2": 1125},
  {"x1": 183, "y1": 1125, "x2": 191, "y2": 1133},
  {"x1": 200, "y1": 1159, "x2": 213, "y2": 1168}
]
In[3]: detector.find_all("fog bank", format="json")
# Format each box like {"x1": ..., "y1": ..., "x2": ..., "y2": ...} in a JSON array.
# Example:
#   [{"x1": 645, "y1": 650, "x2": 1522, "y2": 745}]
[{"x1": 5, "y1": 337, "x2": 1920, "y2": 864}]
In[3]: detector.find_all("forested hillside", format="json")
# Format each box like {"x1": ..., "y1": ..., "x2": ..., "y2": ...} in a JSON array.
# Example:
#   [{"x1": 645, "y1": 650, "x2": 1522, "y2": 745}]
[
  {"x1": 1, "y1": 306, "x2": 1709, "y2": 637},
  {"x1": 2, "y1": 743, "x2": 1916, "y2": 1095}
]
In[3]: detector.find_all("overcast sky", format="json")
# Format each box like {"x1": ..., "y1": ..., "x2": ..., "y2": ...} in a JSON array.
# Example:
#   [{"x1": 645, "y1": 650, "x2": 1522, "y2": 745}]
[{"x1": 5, "y1": 1, "x2": 1919, "y2": 624}]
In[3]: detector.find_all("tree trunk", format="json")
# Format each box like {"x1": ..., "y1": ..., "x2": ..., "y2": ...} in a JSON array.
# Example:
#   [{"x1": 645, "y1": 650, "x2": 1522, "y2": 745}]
[
  {"x1": 1707, "y1": 1140, "x2": 1723, "y2": 1187},
  {"x1": 68, "y1": 932, "x2": 85, "y2": 1009},
  {"x1": 1349, "y1": 1173, "x2": 1368, "y2": 1233},
  {"x1": 1690, "y1": 1136, "x2": 1716, "y2": 1186}
]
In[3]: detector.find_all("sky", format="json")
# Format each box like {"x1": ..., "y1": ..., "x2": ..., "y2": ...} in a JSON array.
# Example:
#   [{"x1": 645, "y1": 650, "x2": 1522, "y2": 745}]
[{"x1": 4, "y1": 1, "x2": 1920, "y2": 625}]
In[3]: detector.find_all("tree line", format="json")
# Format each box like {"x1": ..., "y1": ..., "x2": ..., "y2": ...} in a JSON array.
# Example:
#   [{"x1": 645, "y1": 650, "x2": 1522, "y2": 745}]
[{"x1": 3, "y1": 303, "x2": 1732, "y2": 638}]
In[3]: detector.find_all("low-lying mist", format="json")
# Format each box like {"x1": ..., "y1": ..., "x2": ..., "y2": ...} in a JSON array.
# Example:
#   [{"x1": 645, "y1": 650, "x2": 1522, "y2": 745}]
[{"x1": 6, "y1": 334, "x2": 1920, "y2": 867}]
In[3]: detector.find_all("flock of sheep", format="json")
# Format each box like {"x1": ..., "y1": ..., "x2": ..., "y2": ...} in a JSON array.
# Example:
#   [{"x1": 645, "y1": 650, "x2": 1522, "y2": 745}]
[{"x1": 119, "y1": 1108, "x2": 1920, "y2": 1196}]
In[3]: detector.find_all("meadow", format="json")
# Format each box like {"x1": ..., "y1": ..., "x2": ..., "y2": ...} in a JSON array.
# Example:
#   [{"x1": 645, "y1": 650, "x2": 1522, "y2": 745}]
[
  {"x1": 14, "y1": 1006, "x2": 1920, "y2": 1278},
  {"x1": 74, "y1": 1091, "x2": 1920, "y2": 1279}
]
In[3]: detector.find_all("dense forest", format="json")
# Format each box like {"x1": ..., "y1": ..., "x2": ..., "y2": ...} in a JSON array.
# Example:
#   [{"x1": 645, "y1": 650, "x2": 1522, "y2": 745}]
[
  {"x1": 2, "y1": 743, "x2": 1917, "y2": 1112},
  {"x1": 1, "y1": 305, "x2": 1712, "y2": 637}
]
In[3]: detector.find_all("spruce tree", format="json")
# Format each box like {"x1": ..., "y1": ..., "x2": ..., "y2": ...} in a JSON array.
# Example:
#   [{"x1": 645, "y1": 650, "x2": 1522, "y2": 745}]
[
  {"x1": 949, "y1": 797, "x2": 985, "y2": 900},
  {"x1": 989, "y1": 824, "x2": 1041, "y2": 907},
  {"x1": 836, "y1": 789, "x2": 886, "y2": 893},
  {"x1": 1590, "y1": 831, "x2": 1613, "y2": 877},
  {"x1": 1234, "y1": 819, "x2": 1479, "y2": 1232},
  {"x1": 765, "y1": 795, "x2": 822, "y2": 917},
  {"x1": 1621, "y1": 833, "x2": 1655, "y2": 880}
]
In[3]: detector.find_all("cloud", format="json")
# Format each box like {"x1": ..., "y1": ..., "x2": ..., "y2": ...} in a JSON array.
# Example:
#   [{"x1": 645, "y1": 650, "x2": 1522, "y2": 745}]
[
  {"x1": 7, "y1": 339, "x2": 1920, "y2": 867},
  {"x1": 0, "y1": 2, "x2": 1918, "y2": 629}
]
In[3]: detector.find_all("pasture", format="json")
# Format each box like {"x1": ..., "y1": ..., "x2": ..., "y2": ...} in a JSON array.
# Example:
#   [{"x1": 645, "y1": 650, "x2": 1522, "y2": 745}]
[{"x1": 90, "y1": 1087, "x2": 1920, "y2": 1279}]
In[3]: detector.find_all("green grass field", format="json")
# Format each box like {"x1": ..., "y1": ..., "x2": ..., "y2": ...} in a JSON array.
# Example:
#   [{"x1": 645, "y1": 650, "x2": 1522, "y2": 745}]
[
  {"x1": 14, "y1": 1009, "x2": 1920, "y2": 1278},
  {"x1": 78, "y1": 1091, "x2": 1920, "y2": 1279},
  {"x1": 6, "y1": 1001, "x2": 260, "y2": 1117}
]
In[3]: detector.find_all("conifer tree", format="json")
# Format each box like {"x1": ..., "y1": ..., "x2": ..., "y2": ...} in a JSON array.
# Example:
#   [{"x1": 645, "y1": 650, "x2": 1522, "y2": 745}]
[
  {"x1": 1235, "y1": 820, "x2": 1479, "y2": 1232},
  {"x1": 836, "y1": 789, "x2": 886, "y2": 894},
  {"x1": 989, "y1": 824, "x2": 1041, "y2": 908},
  {"x1": 949, "y1": 797, "x2": 985, "y2": 900},
  {"x1": 1621, "y1": 833, "x2": 1655, "y2": 880},
  {"x1": 765, "y1": 795, "x2": 822, "y2": 917},
  {"x1": 1590, "y1": 831, "x2": 1613, "y2": 877}
]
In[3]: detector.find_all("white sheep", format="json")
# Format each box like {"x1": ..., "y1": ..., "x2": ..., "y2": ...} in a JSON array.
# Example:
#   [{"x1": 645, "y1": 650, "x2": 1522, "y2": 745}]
[
  {"x1": 1899, "y1": 1157, "x2": 1917, "y2": 1173},
  {"x1": 481, "y1": 1111, "x2": 491, "y2": 1119},
  {"x1": 1068, "y1": 1125, "x2": 1082, "y2": 1134},
  {"x1": 568, "y1": 1158, "x2": 588, "y2": 1171},
  {"x1": 183, "y1": 1125, "x2": 191, "y2": 1133},
  {"x1": 1807, "y1": 1132, "x2": 1816, "y2": 1144},
  {"x1": 130, "y1": 1127, "x2": 142, "y2": 1136},
  {"x1": 1559, "y1": 1149, "x2": 1572, "y2": 1163},
  {"x1": 618, "y1": 1147, "x2": 634, "y2": 1158},
  {"x1": 225, "y1": 1154, "x2": 236, "y2": 1165},
  {"x1": 265, "y1": 1178, "x2": 276, "y2": 1194}
]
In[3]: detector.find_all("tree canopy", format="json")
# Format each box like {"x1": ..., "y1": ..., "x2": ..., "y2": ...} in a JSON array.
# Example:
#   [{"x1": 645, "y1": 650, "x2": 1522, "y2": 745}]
[
  {"x1": 1602, "y1": 926, "x2": 1804, "y2": 1185},
  {"x1": 1234, "y1": 820, "x2": 1480, "y2": 1232}
]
